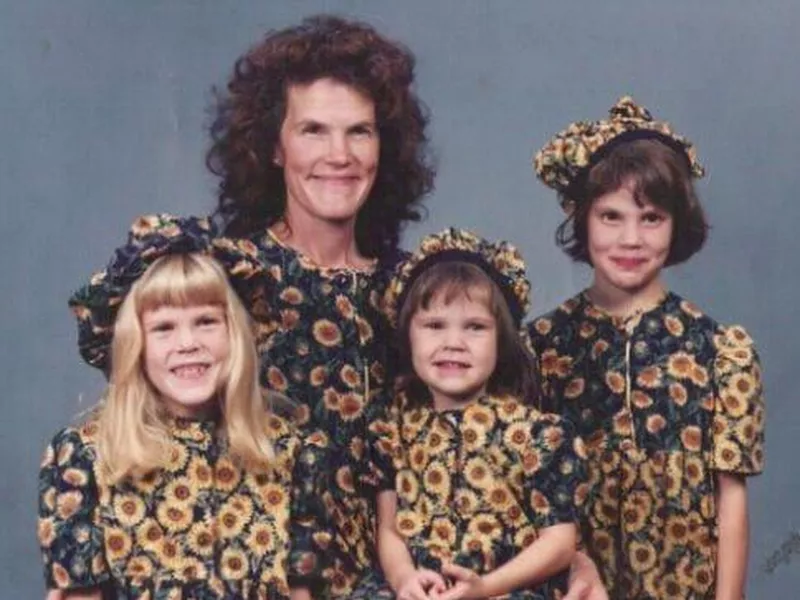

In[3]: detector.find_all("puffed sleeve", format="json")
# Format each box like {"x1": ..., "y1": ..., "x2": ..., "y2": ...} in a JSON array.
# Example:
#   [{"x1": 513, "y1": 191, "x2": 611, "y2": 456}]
[
  {"x1": 288, "y1": 429, "x2": 333, "y2": 591},
  {"x1": 38, "y1": 427, "x2": 109, "y2": 590},
  {"x1": 711, "y1": 324, "x2": 765, "y2": 475},
  {"x1": 523, "y1": 414, "x2": 588, "y2": 529}
]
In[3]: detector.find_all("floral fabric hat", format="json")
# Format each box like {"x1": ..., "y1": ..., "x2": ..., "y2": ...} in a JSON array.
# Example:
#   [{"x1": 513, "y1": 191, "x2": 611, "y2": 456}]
[
  {"x1": 69, "y1": 213, "x2": 265, "y2": 372},
  {"x1": 384, "y1": 228, "x2": 531, "y2": 328},
  {"x1": 533, "y1": 96, "x2": 706, "y2": 211}
]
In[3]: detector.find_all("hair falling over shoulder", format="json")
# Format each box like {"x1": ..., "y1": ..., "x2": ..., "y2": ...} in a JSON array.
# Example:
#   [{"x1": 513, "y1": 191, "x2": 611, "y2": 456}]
[{"x1": 94, "y1": 253, "x2": 277, "y2": 485}]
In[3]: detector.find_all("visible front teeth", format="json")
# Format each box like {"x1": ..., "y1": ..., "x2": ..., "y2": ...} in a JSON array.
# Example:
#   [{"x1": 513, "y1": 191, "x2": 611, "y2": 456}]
[{"x1": 172, "y1": 365, "x2": 208, "y2": 379}]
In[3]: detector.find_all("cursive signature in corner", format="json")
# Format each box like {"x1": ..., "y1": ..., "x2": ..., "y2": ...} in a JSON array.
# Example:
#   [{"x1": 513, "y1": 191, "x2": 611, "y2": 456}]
[{"x1": 763, "y1": 530, "x2": 800, "y2": 575}]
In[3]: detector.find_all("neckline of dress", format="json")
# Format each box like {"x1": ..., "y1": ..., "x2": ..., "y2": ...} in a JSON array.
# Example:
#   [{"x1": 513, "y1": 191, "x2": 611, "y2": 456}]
[
  {"x1": 580, "y1": 289, "x2": 673, "y2": 329},
  {"x1": 264, "y1": 227, "x2": 379, "y2": 277}
]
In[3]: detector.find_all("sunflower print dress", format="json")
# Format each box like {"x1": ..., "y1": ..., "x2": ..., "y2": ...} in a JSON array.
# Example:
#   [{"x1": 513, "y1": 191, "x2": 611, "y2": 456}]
[
  {"x1": 352, "y1": 394, "x2": 588, "y2": 599},
  {"x1": 248, "y1": 229, "x2": 402, "y2": 598},
  {"x1": 38, "y1": 412, "x2": 321, "y2": 599},
  {"x1": 526, "y1": 292, "x2": 765, "y2": 599}
]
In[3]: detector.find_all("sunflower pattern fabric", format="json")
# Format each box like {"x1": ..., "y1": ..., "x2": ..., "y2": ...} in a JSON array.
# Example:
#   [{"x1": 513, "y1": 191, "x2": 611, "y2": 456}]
[
  {"x1": 526, "y1": 292, "x2": 765, "y2": 599},
  {"x1": 38, "y1": 413, "x2": 318, "y2": 599},
  {"x1": 353, "y1": 394, "x2": 588, "y2": 599},
  {"x1": 247, "y1": 229, "x2": 402, "y2": 598}
]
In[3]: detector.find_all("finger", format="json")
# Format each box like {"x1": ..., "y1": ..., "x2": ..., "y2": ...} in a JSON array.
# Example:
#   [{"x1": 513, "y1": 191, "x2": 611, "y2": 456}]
[
  {"x1": 563, "y1": 578, "x2": 590, "y2": 600},
  {"x1": 433, "y1": 582, "x2": 469, "y2": 600},
  {"x1": 417, "y1": 569, "x2": 447, "y2": 589}
]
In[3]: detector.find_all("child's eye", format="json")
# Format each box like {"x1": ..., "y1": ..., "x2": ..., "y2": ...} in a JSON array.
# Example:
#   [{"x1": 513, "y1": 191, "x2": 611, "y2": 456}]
[
  {"x1": 466, "y1": 322, "x2": 488, "y2": 331},
  {"x1": 149, "y1": 322, "x2": 174, "y2": 334},
  {"x1": 422, "y1": 320, "x2": 444, "y2": 330},
  {"x1": 641, "y1": 211, "x2": 666, "y2": 225},
  {"x1": 599, "y1": 210, "x2": 621, "y2": 223}
]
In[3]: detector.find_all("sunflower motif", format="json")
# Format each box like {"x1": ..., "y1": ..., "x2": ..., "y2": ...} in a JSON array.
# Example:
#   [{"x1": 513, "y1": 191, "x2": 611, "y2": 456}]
[
  {"x1": 258, "y1": 482, "x2": 287, "y2": 510},
  {"x1": 156, "y1": 501, "x2": 193, "y2": 533},
  {"x1": 335, "y1": 465, "x2": 356, "y2": 494},
  {"x1": 218, "y1": 505, "x2": 247, "y2": 539},
  {"x1": 51, "y1": 563, "x2": 71, "y2": 588},
  {"x1": 423, "y1": 461, "x2": 452, "y2": 503},
  {"x1": 461, "y1": 423, "x2": 487, "y2": 452},
  {"x1": 125, "y1": 555, "x2": 154, "y2": 581},
  {"x1": 454, "y1": 488, "x2": 481, "y2": 517},
  {"x1": 683, "y1": 455, "x2": 706, "y2": 488},
  {"x1": 280, "y1": 308, "x2": 300, "y2": 330},
  {"x1": 564, "y1": 377, "x2": 585, "y2": 399},
  {"x1": 621, "y1": 492, "x2": 651, "y2": 533},
  {"x1": 220, "y1": 547, "x2": 250, "y2": 580},
  {"x1": 61, "y1": 467, "x2": 89, "y2": 488},
  {"x1": 533, "y1": 318, "x2": 552, "y2": 336},
  {"x1": 495, "y1": 398, "x2": 526, "y2": 423},
  {"x1": 214, "y1": 458, "x2": 242, "y2": 493},
  {"x1": 714, "y1": 439, "x2": 743, "y2": 470},
  {"x1": 466, "y1": 403, "x2": 496, "y2": 432},
  {"x1": 247, "y1": 522, "x2": 274, "y2": 558},
  {"x1": 395, "y1": 509, "x2": 424, "y2": 538},
  {"x1": 513, "y1": 525, "x2": 539, "y2": 549},
  {"x1": 663, "y1": 314, "x2": 684, "y2": 337},
  {"x1": 667, "y1": 352, "x2": 695, "y2": 380},
  {"x1": 279, "y1": 286, "x2": 304, "y2": 305},
  {"x1": 164, "y1": 442, "x2": 189, "y2": 473},
  {"x1": 334, "y1": 294, "x2": 355, "y2": 319},
  {"x1": 311, "y1": 319, "x2": 343, "y2": 347},
  {"x1": 645, "y1": 414, "x2": 667, "y2": 435},
  {"x1": 678, "y1": 425, "x2": 702, "y2": 452},
  {"x1": 734, "y1": 418, "x2": 757, "y2": 446},
  {"x1": 112, "y1": 493, "x2": 147, "y2": 527},
  {"x1": 605, "y1": 371, "x2": 625, "y2": 394},
  {"x1": 396, "y1": 469, "x2": 420, "y2": 504},
  {"x1": 503, "y1": 421, "x2": 531, "y2": 453},
  {"x1": 667, "y1": 382, "x2": 688, "y2": 407},
  {"x1": 37, "y1": 517, "x2": 55, "y2": 547},
  {"x1": 520, "y1": 447, "x2": 543, "y2": 476},
  {"x1": 612, "y1": 411, "x2": 633, "y2": 437},
  {"x1": 529, "y1": 490, "x2": 551, "y2": 516},
  {"x1": 355, "y1": 315, "x2": 374, "y2": 343},
  {"x1": 467, "y1": 512, "x2": 502, "y2": 541},
  {"x1": 661, "y1": 573, "x2": 688, "y2": 597},
  {"x1": 486, "y1": 482, "x2": 514, "y2": 512},
  {"x1": 339, "y1": 364, "x2": 361, "y2": 389},
  {"x1": 135, "y1": 517, "x2": 164, "y2": 553},
  {"x1": 186, "y1": 521, "x2": 214, "y2": 557},
  {"x1": 628, "y1": 540, "x2": 657, "y2": 573},
  {"x1": 591, "y1": 338, "x2": 610, "y2": 359},
  {"x1": 338, "y1": 392, "x2": 365, "y2": 421},
  {"x1": 538, "y1": 349, "x2": 561, "y2": 377},
  {"x1": 56, "y1": 490, "x2": 83, "y2": 520},
  {"x1": 105, "y1": 526, "x2": 133, "y2": 563},
  {"x1": 429, "y1": 516, "x2": 458, "y2": 547},
  {"x1": 464, "y1": 456, "x2": 494, "y2": 490},
  {"x1": 578, "y1": 321, "x2": 597, "y2": 339},
  {"x1": 690, "y1": 364, "x2": 710, "y2": 387},
  {"x1": 636, "y1": 366, "x2": 662, "y2": 389}
]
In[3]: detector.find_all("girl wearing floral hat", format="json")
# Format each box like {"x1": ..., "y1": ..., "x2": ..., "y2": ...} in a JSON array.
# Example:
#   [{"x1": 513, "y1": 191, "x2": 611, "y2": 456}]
[
  {"x1": 37, "y1": 215, "x2": 327, "y2": 599},
  {"x1": 528, "y1": 97, "x2": 765, "y2": 598},
  {"x1": 353, "y1": 228, "x2": 588, "y2": 599}
]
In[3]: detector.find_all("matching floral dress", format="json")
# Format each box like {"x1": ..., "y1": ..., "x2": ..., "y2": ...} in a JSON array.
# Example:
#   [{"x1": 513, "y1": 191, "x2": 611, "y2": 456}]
[
  {"x1": 352, "y1": 393, "x2": 588, "y2": 599},
  {"x1": 247, "y1": 229, "x2": 401, "y2": 597},
  {"x1": 526, "y1": 291, "x2": 765, "y2": 599},
  {"x1": 38, "y1": 412, "x2": 314, "y2": 599}
]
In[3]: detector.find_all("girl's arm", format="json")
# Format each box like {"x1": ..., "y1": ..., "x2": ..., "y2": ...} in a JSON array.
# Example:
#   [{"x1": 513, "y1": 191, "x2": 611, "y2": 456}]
[
  {"x1": 715, "y1": 473, "x2": 749, "y2": 600},
  {"x1": 377, "y1": 490, "x2": 446, "y2": 599},
  {"x1": 439, "y1": 522, "x2": 576, "y2": 600}
]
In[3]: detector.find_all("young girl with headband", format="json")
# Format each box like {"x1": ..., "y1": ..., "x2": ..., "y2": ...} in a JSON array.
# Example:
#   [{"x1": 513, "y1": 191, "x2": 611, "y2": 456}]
[
  {"x1": 528, "y1": 97, "x2": 766, "y2": 598},
  {"x1": 37, "y1": 215, "x2": 327, "y2": 599},
  {"x1": 355, "y1": 228, "x2": 587, "y2": 599}
]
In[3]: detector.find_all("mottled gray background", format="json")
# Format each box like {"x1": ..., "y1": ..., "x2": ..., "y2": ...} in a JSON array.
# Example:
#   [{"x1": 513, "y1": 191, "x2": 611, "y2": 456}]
[{"x1": 3, "y1": 1, "x2": 798, "y2": 596}]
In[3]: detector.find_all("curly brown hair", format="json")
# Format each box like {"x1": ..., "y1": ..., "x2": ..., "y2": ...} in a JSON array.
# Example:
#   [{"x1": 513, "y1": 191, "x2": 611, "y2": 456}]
[{"x1": 206, "y1": 14, "x2": 435, "y2": 258}]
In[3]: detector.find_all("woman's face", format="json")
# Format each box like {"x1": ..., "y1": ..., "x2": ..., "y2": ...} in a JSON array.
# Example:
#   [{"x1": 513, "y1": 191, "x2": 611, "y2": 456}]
[
  {"x1": 587, "y1": 181, "x2": 673, "y2": 298},
  {"x1": 276, "y1": 77, "x2": 380, "y2": 231}
]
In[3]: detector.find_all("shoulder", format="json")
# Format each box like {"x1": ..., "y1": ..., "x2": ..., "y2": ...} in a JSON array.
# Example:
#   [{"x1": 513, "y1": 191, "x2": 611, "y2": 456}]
[
  {"x1": 42, "y1": 415, "x2": 102, "y2": 465},
  {"x1": 526, "y1": 293, "x2": 585, "y2": 346}
]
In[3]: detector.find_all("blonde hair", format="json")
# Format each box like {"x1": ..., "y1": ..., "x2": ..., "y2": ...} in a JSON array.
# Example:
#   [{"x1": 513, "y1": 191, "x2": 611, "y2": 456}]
[{"x1": 96, "y1": 253, "x2": 275, "y2": 484}]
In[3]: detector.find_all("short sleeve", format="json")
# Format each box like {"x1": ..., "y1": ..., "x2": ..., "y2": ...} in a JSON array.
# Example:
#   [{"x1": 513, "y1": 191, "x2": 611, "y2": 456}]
[
  {"x1": 288, "y1": 429, "x2": 333, "y2": 591},
  {"x1": 38, "y1": 427, "x2": 109, "y2": 590},
  {"x1": 523, "y1": 414, "x2": 588, "y2": 529},
  {"x1": 364, "y1": 399, "x2": 402, "y2": 492},
  {"x1": 711, "y1": 325, "x2": 765, "y2": 475}
]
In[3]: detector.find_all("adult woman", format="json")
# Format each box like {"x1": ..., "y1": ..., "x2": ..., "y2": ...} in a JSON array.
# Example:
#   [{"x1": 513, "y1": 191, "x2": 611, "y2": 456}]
[
  {"x1": 527, "y1": 97, "x2": 765, "y2": 598},
  {"x1": 205, "y1": 14, "x2": 435, "y2": 598}
]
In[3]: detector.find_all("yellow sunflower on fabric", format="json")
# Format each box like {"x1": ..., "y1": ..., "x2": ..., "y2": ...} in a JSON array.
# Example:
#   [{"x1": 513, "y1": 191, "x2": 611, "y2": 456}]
[
  {"x1": 454, "y1": 488, "x2": 481, "y2": 517},
  {"x1": 112, "y1": 493, "x2": 147, "y2": 527},
  {"x1": 156, "y1": 501, "x2": 193, "y2": 533},
  {"x1": 395, "y1": 509, "x2": 424, "y2": 538},
  {"x1": 220, "y1": 547, "x2": 250, "y2": 580},
  {"x1": 55, "y1": 490, "x2": 83, "y2": 520}
]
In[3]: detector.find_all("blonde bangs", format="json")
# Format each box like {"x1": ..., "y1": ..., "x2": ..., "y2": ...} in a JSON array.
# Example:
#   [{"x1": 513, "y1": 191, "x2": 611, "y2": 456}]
[{"x1": 133, "y1": 254, "x2": 229, "y2": 314}]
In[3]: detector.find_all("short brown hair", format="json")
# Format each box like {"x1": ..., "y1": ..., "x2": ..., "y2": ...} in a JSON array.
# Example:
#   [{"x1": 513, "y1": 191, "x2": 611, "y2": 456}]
[
  {"x1": 556, "y1": 138, "x2": 708, "y2": 266},
  {"x1": 395, "y1": 261, "x2": 538, "y2": 408}
]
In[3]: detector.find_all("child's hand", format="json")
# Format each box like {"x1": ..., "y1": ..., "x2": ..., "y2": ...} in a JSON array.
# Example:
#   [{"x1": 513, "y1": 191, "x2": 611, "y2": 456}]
[
  {"x1": 433, "y1": 562, "x2": 488, "y2": 600},
  {"x1": 396, "y1": 568, "x2": 448, "y2": 600}
]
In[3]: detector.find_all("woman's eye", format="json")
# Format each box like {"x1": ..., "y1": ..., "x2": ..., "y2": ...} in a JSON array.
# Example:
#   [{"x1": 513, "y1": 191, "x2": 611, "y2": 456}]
[
  {"x1": 350, "y1": 124, "x2": 376, "y2": 138},
  {"x1": 301, "y1": 123, "x2": 324, "y2": 135}
]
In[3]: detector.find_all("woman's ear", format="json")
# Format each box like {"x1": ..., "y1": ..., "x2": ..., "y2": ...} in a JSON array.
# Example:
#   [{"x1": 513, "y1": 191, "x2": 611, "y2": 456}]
[{"x1": 273, "y1": 146, "x2": 284, "y2": 167}]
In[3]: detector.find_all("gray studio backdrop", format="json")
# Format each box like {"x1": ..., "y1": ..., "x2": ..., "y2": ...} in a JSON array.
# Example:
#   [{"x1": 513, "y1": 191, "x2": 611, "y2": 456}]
[{"x1": 3, "y1": 1, "x2": 798, "y2": 596}]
